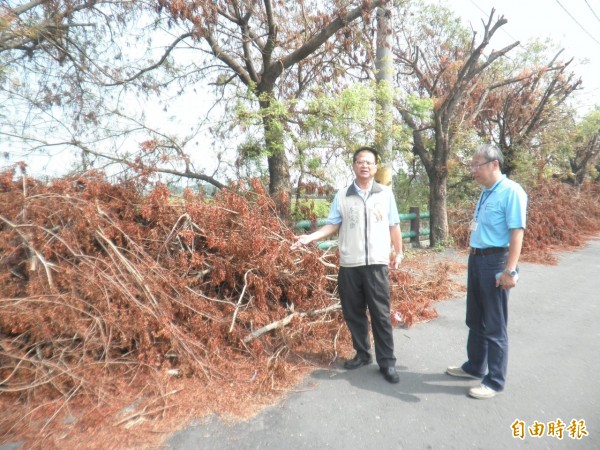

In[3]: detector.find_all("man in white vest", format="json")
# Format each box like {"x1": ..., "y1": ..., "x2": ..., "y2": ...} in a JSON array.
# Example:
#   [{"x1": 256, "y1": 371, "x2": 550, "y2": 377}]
[{"x1": 293, "y1": 147, "x2": 404, "y2": 383}]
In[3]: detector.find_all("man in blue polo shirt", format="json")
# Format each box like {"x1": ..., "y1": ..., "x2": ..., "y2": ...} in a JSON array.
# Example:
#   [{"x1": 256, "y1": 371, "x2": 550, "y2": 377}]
[{"x1": 446, "y1": 144, "x2": 527, "y2": 399}]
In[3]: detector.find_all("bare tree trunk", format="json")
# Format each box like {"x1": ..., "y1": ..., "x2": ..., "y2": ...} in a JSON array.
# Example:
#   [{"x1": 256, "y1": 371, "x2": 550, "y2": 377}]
[
  {"x1": 427, "y1": 165, "x2": 449, "y2": 247},
  {"x1": 502, "y1": 145, "x2": 517, "y2": 178},
  {"x1": 267, "y1": 150, "x2": 291, "y2": 217},
  {"x1": 569, "y1": 133, "x2": 600, "y2": 186},
  {"x1": 260, "y1": 95, "x2": 291, "y2": 218}
]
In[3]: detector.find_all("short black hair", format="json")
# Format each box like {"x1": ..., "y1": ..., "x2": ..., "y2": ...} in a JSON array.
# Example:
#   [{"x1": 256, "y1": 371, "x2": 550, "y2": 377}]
[{"x1": 353, "y1": 146, "x2": 380, "y2": 164}]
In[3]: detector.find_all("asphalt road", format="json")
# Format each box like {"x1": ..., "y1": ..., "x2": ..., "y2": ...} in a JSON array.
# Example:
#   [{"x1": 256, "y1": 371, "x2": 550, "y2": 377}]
[{"x1": 166, "y1": 237, "x2": 600, "y2": 450}]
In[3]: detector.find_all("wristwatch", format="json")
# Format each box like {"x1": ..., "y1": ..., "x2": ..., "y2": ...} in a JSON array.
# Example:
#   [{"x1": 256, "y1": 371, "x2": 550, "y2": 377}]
[{"x1": 504, "y1": 268, "x2": 518, "y2": 277}]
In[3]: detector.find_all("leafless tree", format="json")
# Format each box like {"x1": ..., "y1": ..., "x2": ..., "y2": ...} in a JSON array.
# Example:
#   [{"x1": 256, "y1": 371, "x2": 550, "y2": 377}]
[
  {"x1": 393, "y1": 5, "x2": 520, "y2": 245},
  {"x1": 475, "y1": 50, "x2": 582, "y2": 177}
]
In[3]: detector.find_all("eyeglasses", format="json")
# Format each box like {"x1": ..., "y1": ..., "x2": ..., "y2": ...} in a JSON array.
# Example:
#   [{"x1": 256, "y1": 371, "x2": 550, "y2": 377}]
[
  {"x1": 354, "y1": 160, "x2": 377, "y2": 167},
  {"x1": 468, "y1": 160, "x2": 494, "y2": 171}
]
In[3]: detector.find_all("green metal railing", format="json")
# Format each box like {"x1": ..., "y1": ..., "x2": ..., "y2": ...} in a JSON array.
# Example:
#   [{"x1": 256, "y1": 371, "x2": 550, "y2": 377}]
[
  {"x1": 295, "y1": 207, "x2": 430, "y2": 250},
  {"x1": 398, "y1": 211, "x2": 431, "y2": 239}
]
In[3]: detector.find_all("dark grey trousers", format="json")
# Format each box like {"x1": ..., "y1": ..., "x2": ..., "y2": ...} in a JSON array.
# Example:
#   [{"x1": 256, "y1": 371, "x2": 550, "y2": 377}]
[{"x1": 338, "y1": 265, "x2": 396, "y2": 368}]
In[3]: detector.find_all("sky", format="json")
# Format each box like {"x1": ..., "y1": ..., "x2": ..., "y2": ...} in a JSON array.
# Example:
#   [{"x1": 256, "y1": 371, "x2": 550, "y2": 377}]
[{"x1": 431, "y1": 0, "x2": 600, "y2": 114}]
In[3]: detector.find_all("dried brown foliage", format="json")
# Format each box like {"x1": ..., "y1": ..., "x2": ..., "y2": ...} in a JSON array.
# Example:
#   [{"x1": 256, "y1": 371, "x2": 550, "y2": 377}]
[
  {"x1": 449, "y1": 180, "x2": 600, "y2": 264},
  {"x1": 0, "y1": 166, "x2": 460, "y2": 449}
]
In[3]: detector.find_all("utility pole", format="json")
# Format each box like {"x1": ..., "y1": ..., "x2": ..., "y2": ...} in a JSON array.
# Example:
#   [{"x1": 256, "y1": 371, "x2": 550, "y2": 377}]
[{"x1": 374, "y1": 5, "x2": 394, "y2": 187}]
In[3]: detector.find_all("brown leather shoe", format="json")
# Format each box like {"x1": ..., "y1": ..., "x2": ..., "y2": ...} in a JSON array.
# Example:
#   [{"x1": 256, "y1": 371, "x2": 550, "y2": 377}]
[
  {"x1": 380, "y1": 366, "x2": 400, "y2": 383},
  {"x1": 343, "y1": 355, "x2": 372, "y2": 370}
]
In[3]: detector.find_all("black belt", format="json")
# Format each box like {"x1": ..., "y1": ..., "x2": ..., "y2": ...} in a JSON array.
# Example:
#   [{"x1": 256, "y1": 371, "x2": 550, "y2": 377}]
[{"x1": 470, "y1": 247, "x2": 508, "y2": 256}]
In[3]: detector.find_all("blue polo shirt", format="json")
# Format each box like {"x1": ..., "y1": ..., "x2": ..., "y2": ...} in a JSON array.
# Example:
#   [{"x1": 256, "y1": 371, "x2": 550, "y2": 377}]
[
  {"x1": 469, "y1": 175, "x2": 527, "y2": 249},
  {"x1": 326, "y1": 181, "x2": 400, "y2": 226}
]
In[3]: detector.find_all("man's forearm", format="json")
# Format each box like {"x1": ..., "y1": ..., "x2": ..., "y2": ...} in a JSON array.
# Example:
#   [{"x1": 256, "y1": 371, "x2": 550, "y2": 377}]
[
  {"x1": 506, "y1": 228, "x2": 524, "y2": 270},
  {"x1": 306, "y1": 224, "x2": 340, "y2": 243},
  {"x1": 390, "y1": 225, "x2": 403, "y2": 255}
]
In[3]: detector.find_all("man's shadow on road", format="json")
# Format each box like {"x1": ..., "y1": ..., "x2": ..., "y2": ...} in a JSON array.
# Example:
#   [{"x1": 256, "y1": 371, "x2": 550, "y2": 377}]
[{"x1": 309, "y1": 362, "x2": 474, "y2": 403}]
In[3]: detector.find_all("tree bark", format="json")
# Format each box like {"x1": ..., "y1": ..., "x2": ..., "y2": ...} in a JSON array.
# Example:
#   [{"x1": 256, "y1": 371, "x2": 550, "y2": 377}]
[
  {"x1": 428, "y1": 168, "x2": 449, "y2": 247},
  {"x1": 266, "y1": 137, "x2": 292, "y2": 217},
  {"x1": 258, "y1": 90, "x2": 291, "y2": 217},
  {"x1": 569, "y1": 132, "x2": 600, "y2": 186}
]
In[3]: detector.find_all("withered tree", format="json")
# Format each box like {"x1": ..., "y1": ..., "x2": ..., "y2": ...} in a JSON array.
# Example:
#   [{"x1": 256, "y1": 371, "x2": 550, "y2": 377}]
[
  {"x1": 1, "y1": 1, "x2": 115, "y2": 114},
  {"x1": 568, "y1": 107, "x2": 600, "y2": 186},
  {"x1": 155, "y1": 0, "x2": 390, "y2": 214},
  {"x1": 0, "y1": 0, "x2": 167, "y2": 177},
  {"x1": 393, "y1": 5, "x2": 519, "y2": 246},
  {"x1": 474, "y1": 50, "x2": 582, "y2": 177},
  {"x1": 2, "y1": 1, "x2": 390, "y2": 210},
  {"x1": 0, "y1": 0, "x2": 103, "y2": 57}
]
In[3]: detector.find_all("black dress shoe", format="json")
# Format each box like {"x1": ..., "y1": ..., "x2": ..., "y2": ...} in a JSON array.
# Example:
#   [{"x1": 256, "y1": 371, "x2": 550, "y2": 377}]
[
  {"x1": 343, "y1": 355, "x2": 372, "y2": 370},
  {"x1": 380, "y1": 366, "x2": 400, "y2": 383}
]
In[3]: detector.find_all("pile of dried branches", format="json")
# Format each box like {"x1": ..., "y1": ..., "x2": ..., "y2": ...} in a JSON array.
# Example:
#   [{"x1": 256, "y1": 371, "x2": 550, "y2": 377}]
[
  {"x1": 449, "y1": 180, "x2": 600, "y2": 264},
  {"x1": 0, "y1": 166, "x2": 459, "y2": 448}
]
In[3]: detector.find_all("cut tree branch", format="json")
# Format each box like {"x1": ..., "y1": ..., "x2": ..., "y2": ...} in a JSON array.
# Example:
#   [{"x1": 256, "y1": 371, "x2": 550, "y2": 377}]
[{"x1": 242, "y1": 303, "x2": 341, "y2": 343}]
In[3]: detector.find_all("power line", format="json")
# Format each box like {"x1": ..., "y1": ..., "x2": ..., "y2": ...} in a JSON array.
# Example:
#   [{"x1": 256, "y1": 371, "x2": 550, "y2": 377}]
[
  {"x1": 555, "y1": 0, "x2": 600, "y2": 46},
  {"x1": 584, "y1": 0, "x2": 600, "y2": 25}
]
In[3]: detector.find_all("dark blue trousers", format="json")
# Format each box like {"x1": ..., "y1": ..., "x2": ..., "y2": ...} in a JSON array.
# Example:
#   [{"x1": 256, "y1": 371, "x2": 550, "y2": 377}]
[
  {"x1": 338, "y1": 265, "x2": 396, "y2": 368},
  {"x1": 462, "y1": 251, "x2": 509, "y2": 392}
]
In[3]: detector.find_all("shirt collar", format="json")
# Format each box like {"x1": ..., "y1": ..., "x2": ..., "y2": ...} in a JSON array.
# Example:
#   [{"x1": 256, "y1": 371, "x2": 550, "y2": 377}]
[
  {"x1": 353, "y1": 179, "x2": 374, "y2": 195},
  {"x1": 484, "y1": 175, "x2": 506, "y2": 192},
  {"x1": 347, "y1": 180, "x2": 384, "y2": 198}
]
